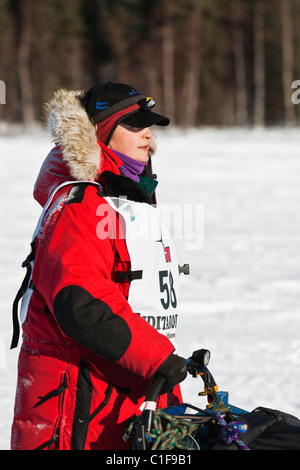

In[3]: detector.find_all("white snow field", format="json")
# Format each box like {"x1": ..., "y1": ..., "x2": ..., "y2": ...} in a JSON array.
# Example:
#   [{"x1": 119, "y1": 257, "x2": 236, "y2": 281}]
[{"x1": 1, "y1": 126, "x2": 300, "y2": 449}]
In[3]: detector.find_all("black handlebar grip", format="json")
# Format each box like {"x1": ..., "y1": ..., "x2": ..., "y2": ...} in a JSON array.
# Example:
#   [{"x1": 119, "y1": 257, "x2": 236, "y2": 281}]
[{"x1": 141, "y1": 375, "x2": 166, "y2": 434}]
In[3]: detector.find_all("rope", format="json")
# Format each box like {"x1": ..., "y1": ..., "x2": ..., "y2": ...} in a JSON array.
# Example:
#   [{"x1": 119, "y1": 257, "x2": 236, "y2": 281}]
[
  {"x1": 124, "y1": 410, "x2": 200, "y2": 450},
  {"x1": 215, "y1": 412, "x2": 250, "y2": 450},
  {"x1": 150, "y1": 413, "x2": 199, "y2": 450},
  {"x1": 124, "y1": 407, "x2": 251, "y2": 451}
]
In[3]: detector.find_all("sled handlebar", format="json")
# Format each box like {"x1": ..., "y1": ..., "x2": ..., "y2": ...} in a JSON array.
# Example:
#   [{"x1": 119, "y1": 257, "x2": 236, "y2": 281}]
[
  {"x1": 135, "y1": 374, "x2": 166, "y2": 450},
  {"x1": 140, "y1": 349, "x2": 214, "y2": 434},
  {"x1": 141, "y1": 374, "x2": 166, "y2": 434},
  {"x1": 145, "y1": 374, "x2": 166, "y2": 403},
  {"x1": 136, "y1": 349, "x2": 215, "y2": 450}
]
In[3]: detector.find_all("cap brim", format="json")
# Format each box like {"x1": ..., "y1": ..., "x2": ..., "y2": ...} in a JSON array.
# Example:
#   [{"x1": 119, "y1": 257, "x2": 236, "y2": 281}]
[{"x1": 121, "y1": 110, "x2": 170, "y2": 128}]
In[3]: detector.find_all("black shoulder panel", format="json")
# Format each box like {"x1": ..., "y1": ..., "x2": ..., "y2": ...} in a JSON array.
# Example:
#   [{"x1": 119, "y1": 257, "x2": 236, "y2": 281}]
[
  {"x1": 66, "y1": 183, "x2": 92, "y2": 205},
  {"x1": 53, "y1": 285, "x2": 132, "y2": 361}
]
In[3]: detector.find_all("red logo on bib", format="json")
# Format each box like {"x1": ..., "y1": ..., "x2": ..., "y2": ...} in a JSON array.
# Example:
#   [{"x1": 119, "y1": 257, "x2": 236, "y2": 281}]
[{"x1": 164, "y1": 246, "x2": 171, "y2": 263}]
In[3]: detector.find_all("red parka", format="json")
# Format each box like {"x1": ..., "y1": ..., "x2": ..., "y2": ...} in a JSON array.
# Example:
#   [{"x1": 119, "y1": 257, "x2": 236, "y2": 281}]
[{"x1": 10, "y1": 90, "x2": 183, "y2": 450}]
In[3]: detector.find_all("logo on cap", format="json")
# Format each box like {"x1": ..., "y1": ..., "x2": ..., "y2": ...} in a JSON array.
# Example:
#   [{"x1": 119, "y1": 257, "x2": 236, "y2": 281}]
[
  {"x1": 129, "y1": 89, "x2": 141, "y2": 96},
  {"x1": 96, "y1": 101, "x2": 108, "y2": 110}
]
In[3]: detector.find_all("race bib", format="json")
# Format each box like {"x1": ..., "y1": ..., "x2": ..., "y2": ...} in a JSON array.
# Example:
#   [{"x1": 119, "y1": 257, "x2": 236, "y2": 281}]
[{"x1": 105, "y1": 197, "x2": 180, "y2": 347}]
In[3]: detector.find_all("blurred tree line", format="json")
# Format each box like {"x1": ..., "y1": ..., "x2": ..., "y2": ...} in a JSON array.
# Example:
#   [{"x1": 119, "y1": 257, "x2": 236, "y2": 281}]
[{"x1": 0, "y1": 0, "x2": 300, "y2": 128}]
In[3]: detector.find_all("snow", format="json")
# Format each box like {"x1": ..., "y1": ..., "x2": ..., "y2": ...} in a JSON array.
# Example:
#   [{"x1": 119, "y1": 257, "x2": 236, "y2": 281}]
[{"x1": 1, "y1": 125, "x2": 300, "y2": 449}]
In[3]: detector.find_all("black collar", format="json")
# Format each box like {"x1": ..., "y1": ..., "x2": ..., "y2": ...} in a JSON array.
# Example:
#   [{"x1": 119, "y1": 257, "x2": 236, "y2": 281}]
[{"x1": 100, "y1": 171, "x2": 155, "y2": 204}]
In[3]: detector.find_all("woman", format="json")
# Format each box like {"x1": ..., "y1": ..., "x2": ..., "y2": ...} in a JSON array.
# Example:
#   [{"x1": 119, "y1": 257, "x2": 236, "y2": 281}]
[{"x1": 10, "y1": 82, "x2": 187, "y2": 450}]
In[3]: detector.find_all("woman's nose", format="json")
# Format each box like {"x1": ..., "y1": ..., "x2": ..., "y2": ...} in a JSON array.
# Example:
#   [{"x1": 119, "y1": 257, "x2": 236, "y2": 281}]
[{"x1": 143, "y1": 127, "x2": 152, "y2": 139}]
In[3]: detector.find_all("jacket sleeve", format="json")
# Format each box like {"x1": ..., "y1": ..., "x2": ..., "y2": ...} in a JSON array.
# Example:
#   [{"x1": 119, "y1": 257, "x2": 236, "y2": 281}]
[{"x1": 32, "y1": 185, "x2": 175, "y2": 380}]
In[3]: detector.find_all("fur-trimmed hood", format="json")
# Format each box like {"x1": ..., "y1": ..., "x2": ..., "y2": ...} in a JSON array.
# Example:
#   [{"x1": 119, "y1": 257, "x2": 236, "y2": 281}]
[
  {"x1": 45, "y1": 89, "x2": 101, "y2": 182},
  {"x1": 34, "y1": 89, "x2": 157, "y2": 207}
]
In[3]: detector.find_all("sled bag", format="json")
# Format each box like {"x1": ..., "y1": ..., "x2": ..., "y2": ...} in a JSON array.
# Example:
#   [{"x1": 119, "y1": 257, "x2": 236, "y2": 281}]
[{"x1": 209, "y1": 406, "x2": 300, "y2": 450}]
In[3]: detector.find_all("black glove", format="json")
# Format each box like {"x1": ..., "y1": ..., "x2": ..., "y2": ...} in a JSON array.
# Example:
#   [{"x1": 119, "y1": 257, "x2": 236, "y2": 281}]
[{"x1": 153, "y1": 353, "x2": 187, "y2": 394}]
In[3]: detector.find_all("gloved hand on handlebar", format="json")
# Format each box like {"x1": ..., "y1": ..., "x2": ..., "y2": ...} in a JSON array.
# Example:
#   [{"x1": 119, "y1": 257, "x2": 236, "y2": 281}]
[{"x1": 153, "y1": 353, "x2": 187, "y2": 394}]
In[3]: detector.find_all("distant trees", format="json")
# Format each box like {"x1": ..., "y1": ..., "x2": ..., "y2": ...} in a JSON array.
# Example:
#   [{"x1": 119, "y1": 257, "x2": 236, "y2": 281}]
[
  {"x1": 17, "y1": 0, "x2": 34, "y2": 127},
  {"x1": 1, "y1": 0, "x2": 300, "y2": 127},
  {"x1": 280, "y1": 0, "x2": 296, "y2": 125},
  {"x1": 253, "y1": 0, "x2": 265, "y2": 127}
]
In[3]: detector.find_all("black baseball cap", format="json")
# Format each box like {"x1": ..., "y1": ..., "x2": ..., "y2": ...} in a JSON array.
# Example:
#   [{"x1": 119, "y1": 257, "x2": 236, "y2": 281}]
[{"x1": 81, "y1": 82, "x2": 170, "y2": 128}]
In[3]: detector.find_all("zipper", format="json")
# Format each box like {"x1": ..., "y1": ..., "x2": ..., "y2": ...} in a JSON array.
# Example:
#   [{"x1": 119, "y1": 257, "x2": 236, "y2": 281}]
[
  {"x1": 34, "y1": 373, "x2": 68, "y2": 450},
  {"x1": 50, "y1": 373, "x2": 68, "y2": 449}
]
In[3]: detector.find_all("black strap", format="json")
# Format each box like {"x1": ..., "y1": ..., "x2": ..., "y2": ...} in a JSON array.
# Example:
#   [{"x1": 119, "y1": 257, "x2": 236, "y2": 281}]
[
  {"x1": 72, "y1": 359, "x2": 93, "y2": 450},
  {"x1": 253, "y1": 406, "x2": 285, "y2": 423},
  {"x1": 116, "y1": 270, "x2": 143, "y2": 283},
  {"x1": 34, "y1": 435, "x2": 59, "y2": 450},
  {"x1": 10, "y1": 266, "x2": 30, "y2": 349},
  {"x1": 10, "y1": 241, "x2": 36, "y2": 350},
  {"x1": 34, "y1": 374, "x2": 68, "y2": 450},
  {"x1": 34, "y1": 374, "x2": 68, "y2": 408},
  {"x1": 89, "y1": 383, "x2": 113, "y2": 422}
]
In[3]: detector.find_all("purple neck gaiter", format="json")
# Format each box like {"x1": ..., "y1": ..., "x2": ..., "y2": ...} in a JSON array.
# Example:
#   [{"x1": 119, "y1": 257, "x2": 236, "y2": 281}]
[{"x1": 113, "y1": 150, "x2": 147, "y2": 182}]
